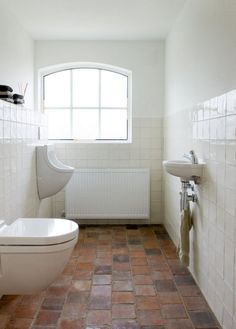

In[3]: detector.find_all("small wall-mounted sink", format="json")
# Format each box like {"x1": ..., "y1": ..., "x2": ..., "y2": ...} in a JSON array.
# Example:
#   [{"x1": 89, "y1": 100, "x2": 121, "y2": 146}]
[{"x1": 163, "y1": 160, "x2": 204, "y2": 183}]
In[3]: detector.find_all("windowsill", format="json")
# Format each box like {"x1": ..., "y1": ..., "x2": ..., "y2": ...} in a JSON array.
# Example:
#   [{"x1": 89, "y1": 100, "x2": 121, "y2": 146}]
[{"x1": 48, "y1": 139, "x2": 132, "y2": 145}]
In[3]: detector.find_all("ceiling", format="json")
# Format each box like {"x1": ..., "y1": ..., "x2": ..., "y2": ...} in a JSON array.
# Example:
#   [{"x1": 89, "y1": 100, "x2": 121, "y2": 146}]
[{"x1": 3, "y1": 0, "x2": 186, "y2": 40}]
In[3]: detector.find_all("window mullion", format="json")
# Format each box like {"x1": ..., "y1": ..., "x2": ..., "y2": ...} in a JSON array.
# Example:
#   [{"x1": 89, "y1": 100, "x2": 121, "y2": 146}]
[
  {"x1": 70, "y1": 69, "x2": 73, "y2": 139},
  {"x1": 98, "y1": 69, "x2": 101, "y2": 139}
]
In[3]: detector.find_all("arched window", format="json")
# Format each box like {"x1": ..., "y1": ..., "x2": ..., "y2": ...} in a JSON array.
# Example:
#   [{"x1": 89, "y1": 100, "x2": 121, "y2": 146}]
[{"x1": 40, "y1": 63, "x2": 132, "y2": 142}]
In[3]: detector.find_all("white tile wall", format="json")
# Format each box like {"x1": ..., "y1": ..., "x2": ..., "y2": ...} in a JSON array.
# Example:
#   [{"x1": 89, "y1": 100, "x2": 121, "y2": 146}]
[
  {"x1": 163, "y1": 90, "x2": 236, "y2": 329},
  {"x1": 0, "y1": 100, "x2": 51, "y2": 224},
  {"x1": 52, "y1": 117, "x2": 163, "y2": 224}
]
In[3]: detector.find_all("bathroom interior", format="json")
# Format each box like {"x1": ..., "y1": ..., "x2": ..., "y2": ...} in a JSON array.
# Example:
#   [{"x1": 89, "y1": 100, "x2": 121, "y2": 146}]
[{"x1": 0, "y1": 0, "x2": 235, "y2": 328}]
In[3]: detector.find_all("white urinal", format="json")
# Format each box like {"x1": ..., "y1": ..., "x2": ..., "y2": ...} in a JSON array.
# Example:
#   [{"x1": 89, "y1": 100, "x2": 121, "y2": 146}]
[{"x1": 36, "y1": 145, "x2": 74, "y2": 199}]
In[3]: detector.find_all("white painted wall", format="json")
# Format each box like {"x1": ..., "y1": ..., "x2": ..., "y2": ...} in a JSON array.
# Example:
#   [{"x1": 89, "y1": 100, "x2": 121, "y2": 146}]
[
  {"x1": 35, "y1": 41, "x2": 164, "y2": 118},
  {"x1": 0, "y1": 2, "x2": 34, "y2": 108},
  {"x1": 166, "y1": 0, "x2": 236, "y2": 114},
  {"x1": 0, "y1": 3, "x2": 52, "y2": 221},
  {"x1": 35, "y1": 41, "x2": 164, "y2": 224},
  {"x1": 165, "y1": 1, "x2": 236, "y2": 328}
]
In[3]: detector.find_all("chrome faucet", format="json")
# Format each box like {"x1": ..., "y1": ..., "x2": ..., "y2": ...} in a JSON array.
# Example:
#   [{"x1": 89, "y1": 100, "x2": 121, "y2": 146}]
[{"x1": 183, "y1": 150, "x2": 198, "y2": 164}]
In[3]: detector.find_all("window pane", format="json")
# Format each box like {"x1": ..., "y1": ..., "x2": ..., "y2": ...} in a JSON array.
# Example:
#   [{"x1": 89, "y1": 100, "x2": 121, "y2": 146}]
[
  {"x1": 101, "y1": 70, "x2": 127, "y2": 108},
  {"x1": 45, "y1": 109, "x2": 71, "y2": 139},
  {"x1": 100, "y1": 109, "x2": 127, "y2": 139},
  {"x1": 73, "y1": 109, "x2": 99, "y2": 139},
  {"x1": 73, "y1": 69, "x2": 99, "y2": 107},
  {"x1": 44, "y1": 70, "x2": 70, "y2": 107}
]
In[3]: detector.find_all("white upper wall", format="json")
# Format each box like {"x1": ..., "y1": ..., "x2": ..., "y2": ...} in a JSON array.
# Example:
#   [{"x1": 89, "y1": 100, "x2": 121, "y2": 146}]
[
  {"x1": 165, "y1": 0, "x2": 236, "y2": 114},
  {"x1": 35, "y1": 41, "x2": 164, "y2": 118},
  {"x1": 3, "y1": 0, "x2": 186, "y2": 40},
  {"x1": 0, "y1": 2, "x2": 34, "y2": 108}
]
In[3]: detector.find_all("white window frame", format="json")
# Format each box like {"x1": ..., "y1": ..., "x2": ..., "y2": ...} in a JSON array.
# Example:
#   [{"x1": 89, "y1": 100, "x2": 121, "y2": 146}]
[{"x1": 38, "y1": 62, "x2": 132, "y2": 143}]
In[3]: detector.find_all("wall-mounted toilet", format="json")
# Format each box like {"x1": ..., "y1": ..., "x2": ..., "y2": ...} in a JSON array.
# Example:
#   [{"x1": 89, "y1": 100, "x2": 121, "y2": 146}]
[
  {"x1": 0, "y1": 218, "x2": 78, "y2": 295},
  {"x1": 36, "y1": 145, "x2": 74, "y2": 199}
]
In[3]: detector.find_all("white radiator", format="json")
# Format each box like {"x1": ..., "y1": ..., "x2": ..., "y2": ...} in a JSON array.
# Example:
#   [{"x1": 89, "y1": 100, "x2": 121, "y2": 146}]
[{"x1": 65, "y1": 168, "x2": 150, "y2": 219}]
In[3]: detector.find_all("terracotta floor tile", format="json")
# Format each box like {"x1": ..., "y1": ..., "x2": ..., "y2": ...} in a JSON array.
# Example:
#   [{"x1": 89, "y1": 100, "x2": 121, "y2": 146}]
[
  {"x1": 89, "y1": 296, "x2": 111, "y2": 310},
  {"x1": 161, "y1": 304, "x2": 187, "y2": 319},
  {"x1": 61, "y1": 303, "x2": 87, "y2": 319},
  {"x1": 14, "y1": 304, "x2": 39, "y2": 318},
  {"x1": 94, "y1": 266, "x2": 112, "y2": 275},
  {"x1": 143, "y1": 241, "x2": 160, "y2": 249},
  {"x1": 113, "y1": 254, "x2": 130, "y2": 262},
  {"x1": 131, "y1": 257, "x2": 148, "y2": 266},
  {"x1": 63, "y1": 264, "x2": 76, "y2": 275},
  {"x1": 130, "y1": 251, "x2": 146, "y2": 258},
  {"x1": 158, "y1": 292, "x2": 182, "y2": 304},
  {"x1": 112, "y1": 248, "x2": 129, "y2": 255},
  {"x1": 147, "y1": 255, "x2": 166, "y2": 265},
  {"x1": 178, "y1": 285, "x2": 202, "y2": 297},
  {"x1": 78, "y1": 255, "x2": 95, "y2": 263},
  {"x1": 35, "y1": 310, "x2": 61, "y2": 326},
  {"x1": 20, "y1": 294, "x2": 44, "y2": 305},
  {"x1": 1, "y1": 225, "x2": 222, "y2": 329},
  {"x1": 113, "y1": 281, "x2": 133, "y2": 291},
  {"x1": 6, "y1": 318, "x2": 33, "y2": 329},
  {"x1": 132, "y1": 266, "x2": 151, "y2": 275},
  {"x1": 133, "y1": 275, "x2": 153, "y2": 285},
  {"x1": 145, "y1": 248, "x2": 162, "y2": 255},
  {"x1": 113, "y1": 263, "x2": 130, "y2": 271},
  {"x1": 51, "y1": 275, "x2": 72, "y2": 287},
  {"x1": 0, "y1": 315, "x2": 10, "y2": 329},
  {"x1": 73, "y1": 270, "x2": 93, "y2": 280},
  {"x1": 66, "y1": 291, "x2": 90, "y2": 304},
  {"x1": 112, "y1": 292, "x2": 135, "y2": 304},
  {"x1": 165, "y1": 319, "x2": 194, "y2": 329},
  {"x1": 58, "y1": 318, "x2": 84, "y2": 329},
  {"x1": 95, "y1": 258, "x2": 112, "y2": 266},
  {"x1": 151, "y1": 271, "x2": 173, "y2": 280},
  {"x1": 91, "y1": 285, "x2": 111, "y2": 296},
  {"x1": 188, "y1": 311, "x2": 218, "y2": 328},
  {"x1": 41, "y1": 297, "x2": 65, "y2": 311},
  {"x1": 93, "y1": 275, "x2": 112, "y2": 285},
  {"x1": 140, "y1": 326, "x2": 165, "y2": 329},
  {"x1": 135, "y1": 285, "x2": 156, "y2": 296},
  {"x1": 112, "y1": 271, "x2": 131, "y2": 281},
  {"x1": 128, "y1": 239, "x2": 142, "y2": 245},
  {"x1": 46, "y1": 286, "x2": 69, "y2": 298},
  {"x1": 174, "y1": 275, "x2": 196, "y2": 286},
  {"x1": 76, "y1": 263, "x2": 94, "y2": 271},
  {"x1": 86, "y1": 310, "x2": 111, "y2": 326},
  {"x1": 137, "y1": 310, "x2": 165, "y2": 326},
  {"x1": 97, "y1": 254, "x2": 112, "y2": 261},
  {"x1": 0, "y1": 296, "x2": 22, "y2": 315},
  {"x1": 70, "y1": 280, "x2": 91, "y2": 291},
  {"x1": 183, "y1": 296, "x2": 209, "y2": 311},
  {"x1": 112, "y1": 319, "x2": 139, "y2": 329},
  {"x1": 136, "y1": 296, "x2": 160, "y2": 310},
  {"x1": 112, "y1": 304, "x2": 136, "y2": 319},
  {"x1": 150, "y1": 263, "x2": 169, "y2": 271},
  {"x1": 155, "y1": 280, "x2": 177, "y2": 292}
]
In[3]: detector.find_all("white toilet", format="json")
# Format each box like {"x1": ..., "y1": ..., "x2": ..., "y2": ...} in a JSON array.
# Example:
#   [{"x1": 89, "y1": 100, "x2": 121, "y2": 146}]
[{"x1": 0, "y1": 218, "x2": 78, "y2": 295}]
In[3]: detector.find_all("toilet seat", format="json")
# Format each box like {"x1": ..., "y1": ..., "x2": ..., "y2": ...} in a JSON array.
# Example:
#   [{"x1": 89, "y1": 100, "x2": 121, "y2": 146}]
[
  {"x1": 0, "y1": 218, "x2": 78, "y2": 246},
  {"x1": 0, "y1": 238, "x2": 77, "y2": 254}
]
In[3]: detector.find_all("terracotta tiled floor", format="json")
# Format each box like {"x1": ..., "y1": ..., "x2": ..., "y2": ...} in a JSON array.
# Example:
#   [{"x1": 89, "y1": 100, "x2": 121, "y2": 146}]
[{"x1": 0, "y1": 225, "x2": 221, "y2": 329}]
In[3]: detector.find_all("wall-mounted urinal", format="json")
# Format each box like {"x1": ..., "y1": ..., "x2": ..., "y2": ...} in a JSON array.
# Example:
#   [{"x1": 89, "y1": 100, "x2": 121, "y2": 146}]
[{"x1": 36, "y1": 145, "x2": 74, "y2": 199}]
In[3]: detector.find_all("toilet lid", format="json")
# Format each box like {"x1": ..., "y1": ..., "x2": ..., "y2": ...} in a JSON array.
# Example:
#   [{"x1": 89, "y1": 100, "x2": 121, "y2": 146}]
[{"x1": 0, "y1": 218, "x2": 78, "y2": 246}]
